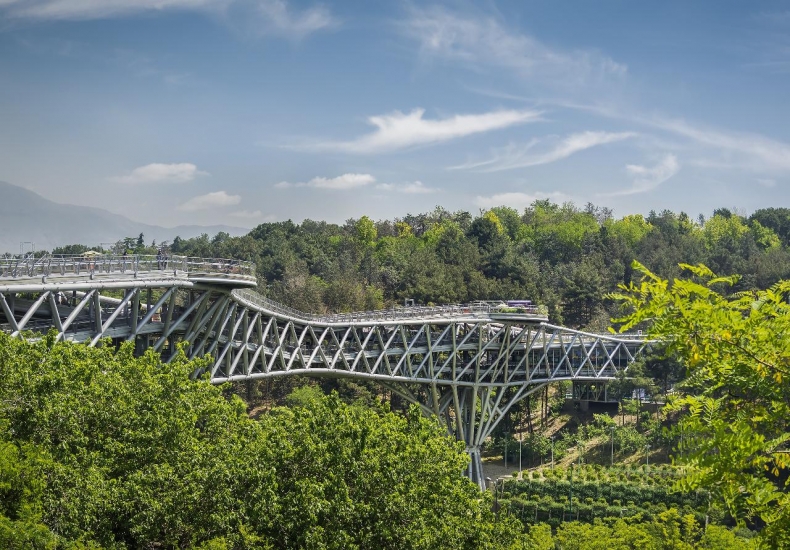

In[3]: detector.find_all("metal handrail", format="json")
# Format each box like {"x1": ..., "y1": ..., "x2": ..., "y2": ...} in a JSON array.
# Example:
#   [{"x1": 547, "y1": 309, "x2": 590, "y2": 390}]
[
  {"x1": 0, "y1": 253, "x2": 256, "y2": 280},
  {"x1": 233, "y1": 288, "x2": 545, "y2": 324}
]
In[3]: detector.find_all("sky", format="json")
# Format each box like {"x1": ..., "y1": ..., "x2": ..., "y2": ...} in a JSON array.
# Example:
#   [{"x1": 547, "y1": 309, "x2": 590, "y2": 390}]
[{"x1": 1, "y1": 0, "x2": 789, "y2": 228}]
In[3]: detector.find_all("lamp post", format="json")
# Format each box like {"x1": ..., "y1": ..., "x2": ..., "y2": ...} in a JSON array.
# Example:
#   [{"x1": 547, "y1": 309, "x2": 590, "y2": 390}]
[
  {"x1": 610, "y1": 426, "x2": 616, "y2": 467},
  {"x1": 504, "y1": 434, "x2": 508, "y2": 470},
  {"x1": 486, "y1": 477, "x2": 501, "y2": 518},
  {"x1": 568, "y1": 464, "x2": 574, "y2": 521},
  {"x1": 519, "y1": 431, "x2": 523, "y2": 478},
  {"x1": 551, "y1": 436, "x2": 555, "y2": 470},
  {"x1": 645, "y1": 444, "x2": 651, "y2": 468}
]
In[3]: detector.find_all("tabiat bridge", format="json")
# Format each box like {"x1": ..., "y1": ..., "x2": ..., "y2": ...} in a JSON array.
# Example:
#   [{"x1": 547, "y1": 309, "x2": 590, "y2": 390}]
[{"x1": 0, "y1": 253, "x2": 650, "y2": 489}]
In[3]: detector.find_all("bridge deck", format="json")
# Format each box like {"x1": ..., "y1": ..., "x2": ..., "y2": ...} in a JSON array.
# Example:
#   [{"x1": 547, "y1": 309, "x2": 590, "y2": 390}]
[{"x1": 0, "y1": 253, "x2": 258, "y2": 287}]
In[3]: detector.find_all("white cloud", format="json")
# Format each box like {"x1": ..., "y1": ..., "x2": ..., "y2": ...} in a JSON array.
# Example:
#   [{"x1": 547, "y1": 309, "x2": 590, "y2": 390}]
[
  {"x1": 450, "y1": 131, "x2": 636, "y2": 172},
  {"x1": 178, "y1": 190, "x2": 241, "y2": 211},
  {"x1": 645, "y1": 116, "x2": 790, "y2": 173},
  {"x1": 1, "y1": 0, "x2": 335, "y2": 37},
  {"x1": 111, "y1": 162, "x2": 209, "y2": 184},
  {"x1": 277, "y1": 174, "x2": 437, "y2": 193},
  {"x1": 275, "y1": 173, "x2": 375, "y2": 190},
  {"x1": 757, "y1": 178, "x2": 777, "y2": 188},
  {"x1": 474, "y1": 191, "x2": 571, "y2": 210},
  {"x1": 308, "y1": 108, "x2": 542, "y2": 154},
  {"x1": 604, "y1": 154, "x2": 679, "y2": 197},
  {"x1": 376, "y1": 181, "x2": 437, "y2": 194},
  {"x1": 230, "y1": 210, "x2": 276, "y2": 222},
  {"x1": 309, "y1": 173, "x2": 375, "y2": 189},
  {"x1": 257, "y1": 0, "x2": 335, "y2": 38},
  {"x1": 403, "y1": 6, "x2": 626, "y2": 88},
  {"x1": 230, "y1": 209, "x2": 262, "y2": 218},
  {"x1": 547, "y1": 100, "x2": 790, "y2": 175},
  {"x1": 4, "y1": 0, "x2": 221, "y2": 19}
]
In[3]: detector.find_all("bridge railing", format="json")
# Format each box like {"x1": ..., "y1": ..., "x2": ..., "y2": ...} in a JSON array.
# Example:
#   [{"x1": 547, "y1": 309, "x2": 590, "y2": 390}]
[
  {"x1": 233, "y1": 289, "x2": 544, "y2": 324},
  {"x1": 0, "y1": 253, "x2": 255, "y2": 280}
]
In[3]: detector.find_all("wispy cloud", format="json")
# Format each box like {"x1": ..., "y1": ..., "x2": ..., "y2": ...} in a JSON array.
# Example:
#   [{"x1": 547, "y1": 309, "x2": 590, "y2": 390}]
[
  {"x1": 256, "y1": 0, "x2": 335, "y2": 38},
  {"x1": 230, "y1": 209, "x2": 262, "y2": 218},
  {"x1": 450, "y1": 131, "x2": 635, "y2": 172},
  {"x1": 757, "y1": 178, "x2": 777, "y2": 188},
  {"x1": 275, "y1": 173, "x2": 375, "y2": 190},
  {"x1": 178, "y1": 190, "x2": 241, "y2": 211},
  {"x1": 111, "y1": 162, "x2": 209, "y2": 184},
  {"x1": 376, "y1": 180, "x2": 437, "y2": 194},
  {"x1": 0, "y1": 0, "x2": 336, "y2": 38},
  {"x1": 645, "y1": 116, "x2": 790, "y2": 173},
  {"x1": 474, "y1": 191, "x2": 572, "y2": 210},
  {"x1": 230, "y1": 209, "x2": 276, "y2": 221},
  {"x1": 604, "y1": 154, "x2": 679, "y2": 197},
  {"x1": 304, "y1": 108, "x2": 541, "y2": 154},
  {"x1": 534, "y1": 100, "x2": 790, "y2": 174},
  {"x1": 402, "y1": 6, "x2": 626, "y2": 88},
  {"x1": 2, "y1": 0, "x2": 220, "y2": 19},
  {"x1": 275, "y1": 174, "x2": 438, "y2": 193}
]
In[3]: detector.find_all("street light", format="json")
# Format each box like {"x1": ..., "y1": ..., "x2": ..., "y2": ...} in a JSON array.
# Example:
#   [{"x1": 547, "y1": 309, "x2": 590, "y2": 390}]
[
  {"x1": 550, "y1": 436, "x2": 555, "y2": 470},
  {"x1": 568, "y1": 464, "x2": 574, "y2": 521},
  {"x1": 19, "y1": 242, "x2": 34, "y2": 256},
  {"x1": 519, "y1": 431, "x2": 523, "y2": 478},
  {"x1": 610, "y1": 426, "x2": 616, "y2": 467},
  {"x1": 645, "y1": 444, "x2": 651, "y2": 468},
  {"x1": 486, "y1": 477, "x2": 501, "y2": 518}
]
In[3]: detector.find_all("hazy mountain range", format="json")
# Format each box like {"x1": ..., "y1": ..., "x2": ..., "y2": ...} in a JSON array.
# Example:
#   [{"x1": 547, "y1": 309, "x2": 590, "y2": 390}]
[{"x1": 0, "y1": 181, "x2": 250, "y2": 254}]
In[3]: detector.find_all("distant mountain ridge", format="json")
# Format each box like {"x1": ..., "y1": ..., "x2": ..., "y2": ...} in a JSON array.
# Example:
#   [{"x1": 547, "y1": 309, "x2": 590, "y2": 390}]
[{"x1": 0, "y1": 181, "x2": 250, "y2": 253}]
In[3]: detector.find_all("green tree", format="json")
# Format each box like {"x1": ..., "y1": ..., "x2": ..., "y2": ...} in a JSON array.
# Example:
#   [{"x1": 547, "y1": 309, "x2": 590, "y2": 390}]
[
  {"x1": 0, "y1": 435, "x2": 58, "y2": 549},
  {"x1": 0, "y1": 334, "x2": 529, "y2": 549},
  {"x1": 51, "y1": 243, "x2": 90, "y2": 256},
  {"x1": 354, "y1": 215, "x2": 377, "y2": 248},
  {"x1": 612, "y1": 262, "x2": 790, "y2": 546},
  {"x1": 260, "y1": 393, "x2": 528, "y2": 549},
  {"x1": 750, "y1": 207, "x2": 790, "y2": 246}
]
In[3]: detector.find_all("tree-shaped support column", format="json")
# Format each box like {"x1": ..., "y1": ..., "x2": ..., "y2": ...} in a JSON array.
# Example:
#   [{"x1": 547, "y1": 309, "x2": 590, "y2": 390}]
[{"x1": 385, "y1": 381, "x2": 549, "y2": 491}]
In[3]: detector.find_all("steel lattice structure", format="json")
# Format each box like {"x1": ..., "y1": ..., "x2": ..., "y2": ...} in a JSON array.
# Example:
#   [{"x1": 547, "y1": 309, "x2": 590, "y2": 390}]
[{"x1": 0, "y1": 254, "x2": 649, "y2": 489}]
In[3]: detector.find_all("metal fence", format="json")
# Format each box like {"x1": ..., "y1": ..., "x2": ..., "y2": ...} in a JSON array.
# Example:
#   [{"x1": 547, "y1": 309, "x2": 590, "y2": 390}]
[
  {"x1": 0, "y1": 253, "x2": 256, "y2": 280},
  {"x1": 233, "y1": 288, "x2": 545, "y2": 324}
]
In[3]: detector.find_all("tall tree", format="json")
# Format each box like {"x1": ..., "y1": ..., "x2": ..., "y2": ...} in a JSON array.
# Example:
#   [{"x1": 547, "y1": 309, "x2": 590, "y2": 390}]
[{"x1": 612, "y1": 262, "x2": 790, "y2": 546}]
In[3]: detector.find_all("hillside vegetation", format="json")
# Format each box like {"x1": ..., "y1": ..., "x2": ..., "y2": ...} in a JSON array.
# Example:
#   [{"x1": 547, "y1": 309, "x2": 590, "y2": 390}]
[
  {"x1": 160, "y1": 203, "x2": 790, "y2": 332},
  {"x1": 8, "y1": 201, "x2": 790, "y2": 548}
]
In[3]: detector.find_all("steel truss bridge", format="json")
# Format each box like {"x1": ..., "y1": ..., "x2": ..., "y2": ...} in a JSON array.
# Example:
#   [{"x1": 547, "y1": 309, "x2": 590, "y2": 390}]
[{"x1": 0, "y1": 253, "x2": 650, "y2": 489}]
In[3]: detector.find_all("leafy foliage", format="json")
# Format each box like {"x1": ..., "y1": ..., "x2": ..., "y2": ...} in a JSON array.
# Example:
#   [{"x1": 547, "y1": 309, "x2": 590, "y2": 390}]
[
  {"x1": 153, "y1": 203, "x2": 790, "y2": 332},
  {"x1": 612, "y1": 262, "x2": 790, "y2": 546},
  {"x1": 0, "y1": 333, "x2": 526, "y2": 548}
]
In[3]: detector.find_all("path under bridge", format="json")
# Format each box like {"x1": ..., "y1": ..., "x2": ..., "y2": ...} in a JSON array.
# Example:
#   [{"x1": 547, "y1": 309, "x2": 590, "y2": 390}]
[{"x1": 0, "y1": 253, "x2": 650, "y2": 489}]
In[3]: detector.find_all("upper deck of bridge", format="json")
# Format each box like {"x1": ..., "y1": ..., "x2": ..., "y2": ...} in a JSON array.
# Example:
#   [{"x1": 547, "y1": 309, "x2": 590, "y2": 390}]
[
  {"x1": 0, "y1": 253, "x2": 258, "y2": 288},
  {"x1": 0, "y1": 253, "x2": 551, "y2": 325},
  {"x1": 232, "y1": 289, "x2": 549, "y2": 326}
]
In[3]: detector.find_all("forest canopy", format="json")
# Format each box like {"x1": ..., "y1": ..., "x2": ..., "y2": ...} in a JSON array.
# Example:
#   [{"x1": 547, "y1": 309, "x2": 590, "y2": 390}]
[
  {"x1": 0, "y1": 334, "x2": 525, "y2": 549},
  {"x1": 157, "y1": 202, "x2": 790, "y2": 330}
]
